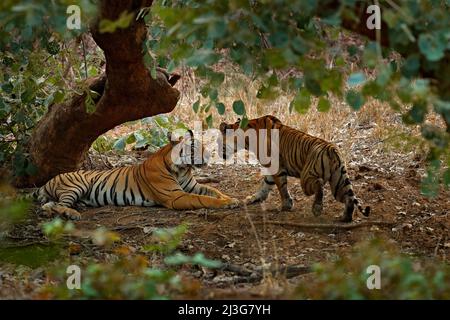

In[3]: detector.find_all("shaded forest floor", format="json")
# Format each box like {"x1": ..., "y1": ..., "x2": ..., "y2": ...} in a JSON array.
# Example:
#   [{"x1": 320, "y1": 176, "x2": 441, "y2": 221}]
[{"x1": 1, "y1": 142, "x2": 449, "y2": 299}]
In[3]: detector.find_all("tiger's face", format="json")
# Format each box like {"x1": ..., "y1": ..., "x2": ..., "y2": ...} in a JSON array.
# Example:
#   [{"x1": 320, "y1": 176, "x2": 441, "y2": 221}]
[
  {"x1": 170, "y1": 130, "x2": 210, "y2": 168},
  {"x1": 218, "y1": 120, "x2": 248, "y2": 160}
]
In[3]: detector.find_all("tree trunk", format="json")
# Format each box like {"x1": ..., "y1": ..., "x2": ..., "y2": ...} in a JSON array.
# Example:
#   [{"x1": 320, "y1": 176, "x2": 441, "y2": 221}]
[{"x1": 15, "y1": 0, "x2": 180, "y2": 187}]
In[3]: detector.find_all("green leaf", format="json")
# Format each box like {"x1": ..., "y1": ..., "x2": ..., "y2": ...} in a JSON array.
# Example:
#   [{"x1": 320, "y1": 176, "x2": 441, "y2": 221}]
[
  {"x1": 191, "y1": 253, "x2": 222, "y2": 268},
  {"x1": 215, "y1": 102, "x2": 225, "y2": 115},
  {"x1": 401, "y1": 55, "x2": 420, "y2": 78},
  {"x1": 347, "y1": 45, "x2": 359, "y2": 56},
  {"x1": 53, "y1": 90, "x2": 65, "y2": 104},
  {"x1": 347, "y1": 72, "x2": 366, "y2": 87},
  {"x1": 164, "y1": 252, "x2": 190, "y2": 265},
  {"x1": 192, "y1": 100, "x2": 200, "y2": 113},
  {"x1": 208, "y1": 88, "x2": 218, "y2": 100},
  {"x1": 376, "y1": 65, "x2": 392, "y2": 87},
  {"x1": 362, "y1": 42, "x2": 379, "y2": 68},
  {"x1": 232, "y1": 100, "x2": 245, "y2": 115},
  {"x1": 291, "y1": 88, "x2": 311, "y2": 114},
  {"x1": 113, "y1": 137, "x2": 127, "y2": 151},
  {"x1": 185, "y1": 49, "x2": 219, "y2": 67},
  {"x1": 409, "y1": 104, "x2": 427, "y2": 124},
  {"x1": 1, "y1": 82, "x2": 13, "y2": 94},
  {"x1": 418, "y1": 33, "x2": 446, "y2": 62},
  {"x1": 239, "y1": 116, "x2": 249, "y2": 129},
  {"x1": 345, "y1": 90, "x2": 365, "y2": 110},
  {"x1": 317, "y1": 97, "x2": 331, "y2": 112},
  {"x1": 209, "y1": 20, "x2": 227, "y2": 39},
  {"x1": 206, "y1": 114, "x2": 213, "y2": 128},
  {"x1": 304, "y1": 76, "x2": 323, "y2": 96}
]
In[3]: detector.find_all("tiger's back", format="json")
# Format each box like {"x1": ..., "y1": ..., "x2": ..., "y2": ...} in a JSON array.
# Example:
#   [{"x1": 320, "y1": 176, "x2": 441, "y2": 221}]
[{"x1": 219, "y1": 115, "x2": 370, "y2": 222}]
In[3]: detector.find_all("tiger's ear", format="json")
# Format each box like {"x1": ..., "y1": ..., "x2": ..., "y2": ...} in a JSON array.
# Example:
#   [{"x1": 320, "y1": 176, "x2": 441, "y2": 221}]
[
  {"x1": 167, "y1": 131, "x2": 182, "y2": 145},
  {"x1": 219, "y1": 122, "x2": 228, "y2": 133}
]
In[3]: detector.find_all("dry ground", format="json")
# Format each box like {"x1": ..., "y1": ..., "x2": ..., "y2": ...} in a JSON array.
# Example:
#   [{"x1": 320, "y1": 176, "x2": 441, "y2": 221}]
[{"x1": 1, "y1": 139, "x2": 449, "y2": 298}]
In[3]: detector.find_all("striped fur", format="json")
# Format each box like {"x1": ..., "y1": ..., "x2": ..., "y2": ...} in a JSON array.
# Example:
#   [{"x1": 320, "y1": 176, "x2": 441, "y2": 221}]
[
  {"x1": 219, "y1": 115, "x2": 370, "y2": 222},
  {"x1": 37, "y1": 132, "x2": 238, "y2": 220}
]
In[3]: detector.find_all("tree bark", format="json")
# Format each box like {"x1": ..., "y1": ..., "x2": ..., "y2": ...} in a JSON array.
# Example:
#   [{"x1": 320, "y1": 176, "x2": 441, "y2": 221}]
[{"x1": 16, "y1": 0, "x2": 180, "y2": 187}]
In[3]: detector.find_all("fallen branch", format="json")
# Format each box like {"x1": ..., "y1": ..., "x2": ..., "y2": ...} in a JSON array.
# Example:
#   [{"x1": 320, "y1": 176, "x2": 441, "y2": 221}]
[
  {"x1": 254, "y1": 220, "x2": 395, "y2": 230},
  {"x1": 217, "y1": 262, "x2": 312, "y2": 284},
  {"x1": 110, "y1": 221, "x2": 169, "y2": 231}
]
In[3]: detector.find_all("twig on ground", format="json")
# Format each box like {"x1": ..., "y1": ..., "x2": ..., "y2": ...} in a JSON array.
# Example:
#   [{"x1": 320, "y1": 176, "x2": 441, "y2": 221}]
[
  {"x1": 254, "y1": 220, "x2": 396, "y2": 230},
  {"x1": 115, "y1": 212, "x2": 142, "y2": 224},
  {"x1": 217, "y1": 262, "x2": 312, "y2": 284},
  {"x1": 110, "y1": 221, "x2": 168, "y2": 231}
]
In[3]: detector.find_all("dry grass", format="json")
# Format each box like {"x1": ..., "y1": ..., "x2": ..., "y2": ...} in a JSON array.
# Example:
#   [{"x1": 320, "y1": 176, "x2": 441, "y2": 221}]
[{"x1": 167, "y1": 65, "x2": 430, "y2": 165}]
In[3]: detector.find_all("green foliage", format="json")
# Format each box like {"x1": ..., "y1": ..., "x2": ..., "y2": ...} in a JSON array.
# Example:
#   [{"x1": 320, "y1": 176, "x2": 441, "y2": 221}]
[
  {"x1": 165, "y1": 252, "x2": 221, "y2": 269},
  {"x1": 0, "y1": 1, "x2": 101, "y2": 177},
  {"x1": 142, "y1": 224, "x2": 222, "y2": 269},
  {"x1": 91, "y1": 135, "x2": 115, "y2": 153},
  {"x1": 111, "y1": 115, "x2": 188, "y2": 152},
  {"x1": 142, "y1": 224, "x2": 188, "y2": 254},
  {"x1": 44, "y1": 223, "x2": 220, "y2": 299},
  {"x1": 46, "y1": 251, "x2": 183, "y2": 299},
  {"x1": 295, "y1": 238, "x2": 450, "y2": 299},
  {"x1": 148, "y1": 0, "x2": 450, "y2": 190},
  {"x1": 0, "y1": 0, "x2": 448, "y2": 192},
  {"x1": 0, "y1": 183, "x2": 29, "y2": 234},
  {"x1": 42, "y1": 218, "x2": 75, "y2": 240}
]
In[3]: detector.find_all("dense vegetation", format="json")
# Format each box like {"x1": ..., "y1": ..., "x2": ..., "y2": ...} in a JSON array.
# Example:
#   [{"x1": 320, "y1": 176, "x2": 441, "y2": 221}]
[
  {"x1": 0, "y1": 0, "x2": 449, "y2": 300},
  {"x1": 0, "y1": 0, "x2": 449, "y2": 190}
]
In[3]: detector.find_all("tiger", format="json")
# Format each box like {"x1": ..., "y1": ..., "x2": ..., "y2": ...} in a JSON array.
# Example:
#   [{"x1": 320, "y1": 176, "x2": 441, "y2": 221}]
[
  {"x1": 35, "y1": 130, "x2": 239, "y2": 220},
  {"x1": 218, "y1": 115, "x2": 370, "y2": 222}
]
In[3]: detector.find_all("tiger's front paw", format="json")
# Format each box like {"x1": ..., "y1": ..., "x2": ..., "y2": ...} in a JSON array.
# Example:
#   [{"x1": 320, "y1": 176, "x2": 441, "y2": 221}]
[
  {"x1": 245, "y1": 195, "x2": 261, "y2": 205},
  {"x1": 63, "y1": 208, "x2": 82, "y2": 221},
  {"x1": 224, "y1": 198, "x2": 241, "y2": 209}
]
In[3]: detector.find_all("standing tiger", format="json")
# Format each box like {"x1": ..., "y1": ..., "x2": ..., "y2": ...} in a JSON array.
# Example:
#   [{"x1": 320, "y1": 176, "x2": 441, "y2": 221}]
[
  {"x1": 36, "y1": 130, "x2": 239, "y2": 220},
  {"x1": 218, "y1": 115, "x2": 370, "y2": 222}
]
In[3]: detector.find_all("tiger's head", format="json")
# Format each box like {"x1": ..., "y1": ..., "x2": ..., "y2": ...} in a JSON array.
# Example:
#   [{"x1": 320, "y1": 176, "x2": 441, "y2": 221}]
[
  {"x1": 218, "y1": 115, "x2": 282, "y2": 160},
  {"x1": 168, "y1": 130, "x2": 210, "y2": 168}
]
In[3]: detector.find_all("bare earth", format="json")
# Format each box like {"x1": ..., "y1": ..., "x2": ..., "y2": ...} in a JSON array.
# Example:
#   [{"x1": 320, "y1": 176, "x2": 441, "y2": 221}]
[{"x1": 1, "y1": 144, "x2": 449, "y2": 298}]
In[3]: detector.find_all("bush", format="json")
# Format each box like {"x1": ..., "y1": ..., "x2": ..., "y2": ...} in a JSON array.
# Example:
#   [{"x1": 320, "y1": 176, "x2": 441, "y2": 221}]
[{"x1": 295, "y1": 238, "x2": 450, "y2": 299}]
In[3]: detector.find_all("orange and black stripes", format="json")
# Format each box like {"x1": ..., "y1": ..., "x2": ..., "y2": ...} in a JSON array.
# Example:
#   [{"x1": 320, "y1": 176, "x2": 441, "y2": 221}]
[
  {"x1": 219, "y1": 115, "x2": 370, "y2": 222},
  {"x1": 37, "y1": 134, "x2": 238, "y2": 219}
]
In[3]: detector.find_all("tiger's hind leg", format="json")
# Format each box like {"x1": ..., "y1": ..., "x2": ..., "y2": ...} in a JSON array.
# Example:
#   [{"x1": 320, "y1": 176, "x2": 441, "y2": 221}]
[
  {"x1": 273, "y1": 173, "x2": 293, "y2": 211},
  {"x1": 301, "y1": 171, "x2": 324, "y2": 217},
  {"x1": 341, "y1": 196, "x2": 355, "y2": 223},
  {"x1": 311, "y1": 179, "x2": 324, "y2": 216},
  {"x1": 245, "y1": 176, "x2": 275, "y2": 206}
]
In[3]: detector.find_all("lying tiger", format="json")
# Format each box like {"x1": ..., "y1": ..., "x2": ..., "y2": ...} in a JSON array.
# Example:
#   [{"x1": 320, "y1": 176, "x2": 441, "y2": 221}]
[
  {"x1": 218, "y1": 115, "x2": 370, "y2": 222},
  {"x1": 36, "y1": 130, "x2": 239, "y2": 220}
]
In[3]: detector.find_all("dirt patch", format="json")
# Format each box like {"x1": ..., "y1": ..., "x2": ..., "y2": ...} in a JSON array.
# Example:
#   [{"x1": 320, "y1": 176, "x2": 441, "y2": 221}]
[{"x1": 2, "y1": 153, "x2": 449, "y2": 298}]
